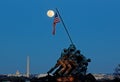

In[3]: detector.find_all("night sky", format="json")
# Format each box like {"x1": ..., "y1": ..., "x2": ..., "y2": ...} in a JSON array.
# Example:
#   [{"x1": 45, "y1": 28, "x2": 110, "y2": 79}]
[{"x1": 0, "y1": 0, "x2": 120, "y2": 74}]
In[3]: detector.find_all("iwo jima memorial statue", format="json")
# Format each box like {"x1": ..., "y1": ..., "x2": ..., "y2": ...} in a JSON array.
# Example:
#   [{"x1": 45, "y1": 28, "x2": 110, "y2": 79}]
[{"x1": 39, "y1": 9, "x2": 96, "y2": 82}]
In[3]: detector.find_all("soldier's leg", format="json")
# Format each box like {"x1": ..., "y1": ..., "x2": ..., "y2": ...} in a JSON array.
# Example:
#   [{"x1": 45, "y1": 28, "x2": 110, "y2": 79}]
[
  {"x1": 63, "y1": 60, "x2": 72, "y2": 76},
  {"x1": 58, "y1": 60, "x2": 66, "y2": 76}
]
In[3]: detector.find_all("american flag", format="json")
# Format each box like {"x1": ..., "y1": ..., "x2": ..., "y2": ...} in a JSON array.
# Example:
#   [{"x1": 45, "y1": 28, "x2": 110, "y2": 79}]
[{"x1": 52, "y1": 12, "x2": 60, "y2": 35}]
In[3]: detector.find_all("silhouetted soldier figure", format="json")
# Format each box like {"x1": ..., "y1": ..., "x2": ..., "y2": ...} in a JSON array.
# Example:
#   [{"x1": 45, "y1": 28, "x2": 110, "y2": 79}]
[
  {"x1": 47, "y1": 48, "x2": 68, "y2": 76},
  {"x1": 62, "y1": 44, "x2": 77, "y2": 76},
  {"x1": 71, "y1": 50, "x2": 91, "y2": 75},
  {"x1": 56, "y1": 44, "x2": 77, "y2": 76},
  {"x1": 48, "y1": 44, "x2": 91, "y2": 77}
]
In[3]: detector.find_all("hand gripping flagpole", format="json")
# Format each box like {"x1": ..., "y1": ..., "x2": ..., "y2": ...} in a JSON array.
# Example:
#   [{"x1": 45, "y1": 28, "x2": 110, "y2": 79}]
[{"x1": 56, "y1": 8, "x2": 74, "y2": 45}]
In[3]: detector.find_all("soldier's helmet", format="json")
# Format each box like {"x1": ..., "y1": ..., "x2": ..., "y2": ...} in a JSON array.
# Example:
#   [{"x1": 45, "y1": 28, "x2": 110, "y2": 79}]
[
  {"x1": 75, "y1": 50, "x2": 81, "y2": 56},
  {"x1": 76, "y1": 50, "x2": 80, "y2": 54},
  {"x1": 61, "y1": 48, "x2": 68, "y2": 57},
  {"x1": 68, "y1": 44, "x2": 76, "y2": 52},
  {"x1": 63, "y1": 48, "x2": 68, "y2": 52}
]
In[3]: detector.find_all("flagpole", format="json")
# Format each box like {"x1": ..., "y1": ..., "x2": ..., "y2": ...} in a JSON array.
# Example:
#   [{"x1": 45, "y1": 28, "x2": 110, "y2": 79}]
[{"x1": 55, "y1": 8, "x2": 74, "y2": 44}]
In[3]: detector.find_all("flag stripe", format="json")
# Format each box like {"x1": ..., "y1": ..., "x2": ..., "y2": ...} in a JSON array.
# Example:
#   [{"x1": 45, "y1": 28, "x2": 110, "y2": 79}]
[{"x1": 52, "y1": 12, "x2": 60, "y2": 35}]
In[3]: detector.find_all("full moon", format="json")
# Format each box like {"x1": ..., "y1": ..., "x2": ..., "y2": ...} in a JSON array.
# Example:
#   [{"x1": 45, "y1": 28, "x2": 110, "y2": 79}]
[{"x1": 47, "y1": 10, "x2": 55, "y2": 17}]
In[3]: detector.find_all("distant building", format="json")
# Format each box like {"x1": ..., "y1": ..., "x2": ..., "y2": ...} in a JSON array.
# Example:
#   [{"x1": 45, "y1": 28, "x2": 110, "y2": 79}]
[
  {"x1": 93, "y1": 73, "x2": 105, "y2": 80},
  {"x1": 8, "y1": 70, "x2": 22, "y2": 77},
  {"x1": 93, "y1": 73, "x2": 114, "y2": 80},
  {"x1": 26, "y1": 56, "x2": 30, "y2": 78}
]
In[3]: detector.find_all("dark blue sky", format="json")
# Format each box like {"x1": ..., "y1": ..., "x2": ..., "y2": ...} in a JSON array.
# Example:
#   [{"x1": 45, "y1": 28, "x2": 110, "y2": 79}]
[{"x1": 0, "y1": 0, "x2": 120, "y2": 74}]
